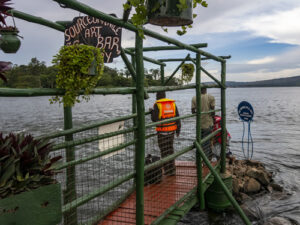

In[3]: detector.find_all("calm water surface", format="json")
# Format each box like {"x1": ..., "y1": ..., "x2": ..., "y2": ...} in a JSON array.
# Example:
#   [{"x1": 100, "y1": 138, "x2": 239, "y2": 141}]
[{"x1": 0, "y1": 87, "x2": 299, "y2": 224}]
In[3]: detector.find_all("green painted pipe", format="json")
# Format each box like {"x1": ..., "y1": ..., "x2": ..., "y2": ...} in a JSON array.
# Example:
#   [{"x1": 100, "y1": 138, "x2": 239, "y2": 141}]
[
  {"x1": 195, "y1": 53, "x2": 205, "y2": 210},
  {"x1": 144, "y1": 130, "x2": 220, "y2": 172},
  {"x1": 221, "y1": 62, "x2": 227, "y2": 173},
  {"x1": 124, "y1": 49, "x2": 166, "y2": 66},
  {"x1": 63, "y1": 171, "x2": 135, "y2": 213},
  {"x1": 125, "y1": 43, "x2": 208, "y2": 52},
  {"x1": 121, "y1": 48, "x2": 137, "y2": 81},
  {"x1": 56, "y1": 140, "x2": 136, "y2": 170},
  {"x1": 194, "y1": 141, "x2": 252, "y2": 225},
  {"x1": 85, "y1": 186, "x2": 135, "y2": 225},
  {"x1": 160, "y1": 64, "x2": 165, "y2": 85},
  {"x1": 159, "y1": 56, "x2": 230, "y2": 62},
  {"x1": 200, "y1": 65, "x2": 225, "y2": 89},
  {"x1": 0, "y1": 87, "x2": 135, "y2": 97},
  {"x1": 52, "y1": 127, "x2": 136, "y2": 151},
  {"x1": 135, "y1": 33, "x2": 145, "y2": 225},
  {"x1": 146, "y1": 114, "x2": 195, "y2": 128},
  {"x1": 52, "y1": 0, "x2": 225, "y2": 62},
  {"x1": 189, "y1": 57, "x2": 224, "y2": 89},
  {"x1": 63, "y1": 106, "x2": 78, "y2": 225},
  {"x1": 164, "y1": 54, "x2": 190, "y2": 86},
  {"x1": 9, "y1": 9, "x2": 65, "y2": 32},
  {"x1": 38, "y1": 114, "x2": 136, "y2": 140}
]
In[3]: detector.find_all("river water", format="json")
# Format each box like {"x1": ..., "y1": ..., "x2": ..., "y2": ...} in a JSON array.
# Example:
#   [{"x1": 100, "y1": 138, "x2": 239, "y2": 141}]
[{"x1": 0, "y1": 87, "x2": 299, "y2": 224}]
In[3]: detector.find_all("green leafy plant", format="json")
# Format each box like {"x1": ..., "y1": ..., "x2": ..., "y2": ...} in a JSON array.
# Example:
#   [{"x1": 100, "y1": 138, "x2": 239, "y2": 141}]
[
  {"x1": 180, "y1": 63, "x2": 194, "y2": 84},
  {"x1": 50, "y1": 44, "x2": 104, "y2": 107},
  {"x1": 123, "y1": 0, "x2": 208, "y2": 38},
  {"x1": 0, "y1": 61, "x2": 11, "y2": 82},
  {"x1": 0, "y1": 132, "x2": 61, "y2": 199},
  {"x1": 0, "y1": 0, "x2": 18, "y2": 32}
]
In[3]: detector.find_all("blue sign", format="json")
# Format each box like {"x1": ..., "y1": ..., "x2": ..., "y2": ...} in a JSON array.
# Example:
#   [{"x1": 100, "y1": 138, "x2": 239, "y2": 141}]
[{"x1": 238, "y1": 101, "x2": 254, "y2": 122}]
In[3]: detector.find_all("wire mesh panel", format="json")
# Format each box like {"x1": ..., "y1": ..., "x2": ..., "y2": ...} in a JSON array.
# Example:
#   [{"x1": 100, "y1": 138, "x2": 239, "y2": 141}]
[
  {"x1": 49, "y1": 119, "x2": 135, "y2": 225},
  {"x1": 143, "y1": 115, "x2": 197, "y2": 224}
]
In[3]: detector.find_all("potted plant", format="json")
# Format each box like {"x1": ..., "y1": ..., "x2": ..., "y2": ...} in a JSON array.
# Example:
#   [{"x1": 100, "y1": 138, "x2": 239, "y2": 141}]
[
  {"x1": 123, "y1": 0, "x2": 208, "y2": 37},
  {"x1": 0, "y1": 132, "x2": 62, "y2": 225},
  {"x1": 0, "y1": 0, "x2": 21, "y2": 53},
  {"x1": 50, "y1": 44, "x2": 104, "y2": 107},
  {"x1": 180, "y1": 63, "x2": 194, "y2": 84}
]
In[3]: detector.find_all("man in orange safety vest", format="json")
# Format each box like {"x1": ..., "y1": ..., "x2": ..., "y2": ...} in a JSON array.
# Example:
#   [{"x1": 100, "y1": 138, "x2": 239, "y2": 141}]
[{"x1": 150, "y1": 91, "x2": 181, "y2": 175}]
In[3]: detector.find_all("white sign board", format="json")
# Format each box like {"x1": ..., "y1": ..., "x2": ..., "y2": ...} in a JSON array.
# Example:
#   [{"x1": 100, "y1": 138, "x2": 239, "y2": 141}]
[{"x1": 98, "y1": 121, "x2": 125, "y2": 159}]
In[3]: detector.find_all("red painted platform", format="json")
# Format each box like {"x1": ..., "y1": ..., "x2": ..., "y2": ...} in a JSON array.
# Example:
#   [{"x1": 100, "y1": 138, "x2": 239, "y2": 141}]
[{"x1": 98, "y1": 161, "x2": 214, "y2": 225}]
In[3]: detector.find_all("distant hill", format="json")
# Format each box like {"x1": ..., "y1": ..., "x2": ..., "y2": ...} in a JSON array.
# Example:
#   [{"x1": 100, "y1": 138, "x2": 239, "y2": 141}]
[{"x1": 225, "y1": 75, "x2": 300, "y2": 87}]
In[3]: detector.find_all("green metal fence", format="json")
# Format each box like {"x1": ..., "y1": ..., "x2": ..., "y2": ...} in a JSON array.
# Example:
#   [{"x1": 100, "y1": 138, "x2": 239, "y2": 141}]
[{"x1": 1, "y1": 1, "x2": 252, "y2": 224}]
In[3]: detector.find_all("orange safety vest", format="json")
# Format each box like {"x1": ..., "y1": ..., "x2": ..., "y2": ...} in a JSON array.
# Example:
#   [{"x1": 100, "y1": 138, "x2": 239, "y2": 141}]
[{"x1": 155, "y1": 98, "x2": 178, "y2": 132}]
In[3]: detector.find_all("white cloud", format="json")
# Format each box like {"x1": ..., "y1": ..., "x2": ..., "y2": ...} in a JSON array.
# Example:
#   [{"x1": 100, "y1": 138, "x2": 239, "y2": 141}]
[
  {"x1": 247, "y1": 57, "x2": 275, "y2": 65},
  {"x1": 227, "y1": 67, "x2": 300, "y2": 82},
  {"x1": 244, "y1": 7, "x2": 300, "y2": 45}
]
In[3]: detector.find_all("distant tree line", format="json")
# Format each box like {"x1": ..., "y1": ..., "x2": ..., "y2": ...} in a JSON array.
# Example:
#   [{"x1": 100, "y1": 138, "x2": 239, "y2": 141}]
[{"x1": 0, "y1": 58, "x2": 179, "y2": 88}]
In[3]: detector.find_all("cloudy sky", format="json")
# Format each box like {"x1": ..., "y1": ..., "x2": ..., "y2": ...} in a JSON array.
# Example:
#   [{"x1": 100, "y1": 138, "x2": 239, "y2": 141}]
[{"x1": 1, "y1": 0, "x2": 300, "y2": 82}]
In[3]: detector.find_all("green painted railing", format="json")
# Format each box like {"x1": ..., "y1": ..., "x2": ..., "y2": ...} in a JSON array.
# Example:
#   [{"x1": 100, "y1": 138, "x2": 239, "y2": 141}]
[{"x1": 2, "y1": 1, "x2": 253, "y2": 224}]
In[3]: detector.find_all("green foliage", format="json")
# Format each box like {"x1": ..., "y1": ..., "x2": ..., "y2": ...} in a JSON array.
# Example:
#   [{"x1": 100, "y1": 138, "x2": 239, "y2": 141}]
[
  {"x1": 123, "y1": 0, "x2": 207, "y2": 37},
  {"x1": 180, "y1": 63, "x2": 194, "y2": 84},
  {"x1": 0, "y1": 133, "x2": 61, "y2": 199},
  {"x1": 177, "y1": 0, "x2": 207, "y2": 35},
  {"x1": 51, "y1": 45, "x2": 104, "y2": 107},
  {"x1": 4, "y1": 58, "x2": 48, "y2": 88}
]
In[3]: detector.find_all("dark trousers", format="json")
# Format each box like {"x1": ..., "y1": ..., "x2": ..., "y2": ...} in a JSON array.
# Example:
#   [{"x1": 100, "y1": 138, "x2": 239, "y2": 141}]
[
  {"x1": 157, "y1": 132, "x2": 176, "y2": 175},
  {"x1": 201, "y1": 127, "x2": 213, "y2": 160}
]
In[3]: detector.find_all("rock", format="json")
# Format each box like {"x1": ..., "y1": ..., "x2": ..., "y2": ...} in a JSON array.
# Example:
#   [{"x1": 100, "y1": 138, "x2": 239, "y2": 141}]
[
  {"x1": 240, "y1": 192, "x2": 252, "y2": 202},
  {"x1": 241, "y1": 204, "x2": 259, "y2": 221},
  {"x1": 246, "y1": 159, "x2": 264, "y2": 168},
  {"x1": 267, "y1": 185, "x2": 273, "y2": 193},
  {"x1": 244, "y1": 178, "x2": 261, "y2": 193},
  {"x1": 246, "y1": 167, "x2": 270, "y2": 186},
  {"x1": 233, "y1": 166, "x2": 247, "y2": 177},
  {"x1": 270, "y1": 183, "x2": 283, "y2": 192},
  {"x1": 263, "y1": 216, "x2": 292, "y2": 225},
  {"x1": 232, "y1": 178, "x2": 240, "y2": 194}
]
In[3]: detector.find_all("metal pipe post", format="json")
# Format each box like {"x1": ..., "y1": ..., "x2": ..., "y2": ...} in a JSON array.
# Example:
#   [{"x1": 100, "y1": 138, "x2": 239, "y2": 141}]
[
  {"x1": 135, "y1": 32, "x2": 145, "y2": 225},
  {"x1": 194, "y1": 142, "x2": 252, "y2": 225},
  {"x1": 160, "y1": 65, "x2": 165, "y2": 85},
  {"x1": 63, "y1": 106, "x2": 78, "y2": 225},
  {"x1": 220, "y1": 62, "x2": 227, "y2": 173},
  {"x1": 195, "y1": 53, "x2": 205, "y2": 210}
]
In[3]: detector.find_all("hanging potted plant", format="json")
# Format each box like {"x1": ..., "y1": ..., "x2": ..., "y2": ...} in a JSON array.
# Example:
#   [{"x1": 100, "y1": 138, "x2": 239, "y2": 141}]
[
  {"x1": 180, "y1": 63, "x2": 194, "y2": 84},
  {"x1": 50, "y1": 44, "x2": 104, "y2": 107},
  {"x1": 0, "y1": 132, "x2": 62, "y2": 225},
  {"x1": 0, "y1": 0, "x2": 21, "y2": 53},
  {"x1": 123, "y1": 0, "x2": 208, "y2": 37}
]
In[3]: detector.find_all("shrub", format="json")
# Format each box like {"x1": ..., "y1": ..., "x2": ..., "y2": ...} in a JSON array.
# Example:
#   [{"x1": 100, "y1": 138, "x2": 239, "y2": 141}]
[{"x1": 0, "y1": 133, "x2": 61, "y2": 199}]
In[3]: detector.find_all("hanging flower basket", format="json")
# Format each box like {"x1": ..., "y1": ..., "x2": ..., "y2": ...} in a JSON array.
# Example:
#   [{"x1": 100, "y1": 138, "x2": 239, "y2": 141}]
[
  {"x1": 147, "y1": 0, "x2": 193, "y2": 26},
  {"x1": 0, "y1": 28, "x2": 21, "y2": 53}
]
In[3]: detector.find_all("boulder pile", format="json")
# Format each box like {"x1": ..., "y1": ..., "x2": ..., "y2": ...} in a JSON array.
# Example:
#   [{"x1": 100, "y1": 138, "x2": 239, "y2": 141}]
[{"x1": 226, "y1": 159, "x2": 283, "y2": 204}]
